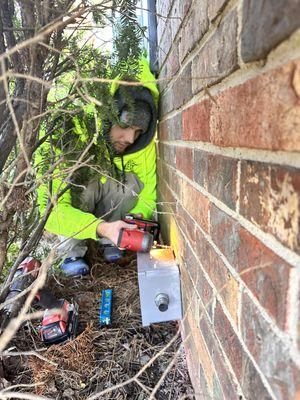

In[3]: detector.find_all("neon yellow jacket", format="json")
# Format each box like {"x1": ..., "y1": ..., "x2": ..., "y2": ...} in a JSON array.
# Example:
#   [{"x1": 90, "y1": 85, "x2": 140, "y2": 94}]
[{"x1": 37, "y1": 59, "x2": 159, "y2": 240}]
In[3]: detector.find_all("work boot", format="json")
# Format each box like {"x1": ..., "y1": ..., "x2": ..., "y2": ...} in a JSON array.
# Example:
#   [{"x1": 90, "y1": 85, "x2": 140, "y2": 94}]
[
  {"x1": 60, "y1": 257, "x2": 89, "y2": 277},
  {"x1": 102, "y1": 245, "x2": 125, "y2": 263},
  {"x1": 99, "y1": 237, "x2": 125, "y2": 263}
]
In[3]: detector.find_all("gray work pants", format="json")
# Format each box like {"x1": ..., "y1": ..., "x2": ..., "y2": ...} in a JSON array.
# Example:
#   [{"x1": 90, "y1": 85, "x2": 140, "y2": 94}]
[{"x1": 57, "y1": 172, "x2": 144, "y2": 259}]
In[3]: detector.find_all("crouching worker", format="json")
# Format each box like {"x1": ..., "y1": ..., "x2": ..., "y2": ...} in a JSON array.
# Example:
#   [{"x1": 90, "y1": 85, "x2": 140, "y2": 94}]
[{"x1": 37, "y1": 59, "x2": 159, "y2": 276}]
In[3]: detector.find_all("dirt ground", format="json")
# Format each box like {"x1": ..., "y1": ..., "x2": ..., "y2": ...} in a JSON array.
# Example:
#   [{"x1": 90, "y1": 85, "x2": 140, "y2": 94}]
[{"x1": 2, "y1": 245, "x2": 195, "y2": 399}]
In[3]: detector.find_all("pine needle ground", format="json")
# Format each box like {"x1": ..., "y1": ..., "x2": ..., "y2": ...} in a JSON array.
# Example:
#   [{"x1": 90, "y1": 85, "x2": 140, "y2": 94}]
[{"x1": 4, "y1": 246, "x2": 195, "y2": 399}]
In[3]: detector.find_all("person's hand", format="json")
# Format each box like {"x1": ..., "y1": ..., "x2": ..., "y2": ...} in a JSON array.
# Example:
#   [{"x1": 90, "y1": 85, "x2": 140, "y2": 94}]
[{"x1": 96, "y1": 220, "x2": 137, "y2": 247}]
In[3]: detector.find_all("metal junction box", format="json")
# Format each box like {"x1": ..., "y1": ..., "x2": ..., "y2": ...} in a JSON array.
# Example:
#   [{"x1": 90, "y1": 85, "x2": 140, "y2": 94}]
[{"x1": 137, "y1": 249, "x2": 182, "y2": 327}]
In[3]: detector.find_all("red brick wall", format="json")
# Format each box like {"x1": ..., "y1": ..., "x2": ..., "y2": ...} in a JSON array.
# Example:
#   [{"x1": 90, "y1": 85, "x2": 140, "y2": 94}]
[{"x1": 156, "y1": 1, "x2": 300, "y2": 399}]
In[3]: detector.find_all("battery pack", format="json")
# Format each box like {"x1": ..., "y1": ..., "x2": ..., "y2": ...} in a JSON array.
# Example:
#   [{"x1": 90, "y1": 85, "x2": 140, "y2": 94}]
[{"x1": 99, "y1": 289, "x2": 113, "y2": 326}]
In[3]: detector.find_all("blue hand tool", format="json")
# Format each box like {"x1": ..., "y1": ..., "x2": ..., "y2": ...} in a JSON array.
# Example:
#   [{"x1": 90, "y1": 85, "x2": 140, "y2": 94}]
[{"x1": 99, "y1": 289, "x2": 113, "y2": 326}]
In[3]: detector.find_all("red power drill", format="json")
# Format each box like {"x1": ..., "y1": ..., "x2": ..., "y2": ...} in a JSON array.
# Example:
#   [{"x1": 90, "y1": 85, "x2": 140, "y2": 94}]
[
  {"x1": 1, "y1": 257, "x2": 78, "y2": 345},
  {"x1": 117, "y1": 215, "x2": 160, "y2": 252}
]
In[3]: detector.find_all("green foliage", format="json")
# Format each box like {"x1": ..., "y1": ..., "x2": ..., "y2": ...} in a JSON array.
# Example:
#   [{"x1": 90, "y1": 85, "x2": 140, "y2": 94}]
[
  {"x1": 32, "y1": 0, "x2": 146, "y2": 218},
  {"x1": 1, "y1": 243, "x2": 20, "y2": 283},
  {"x1": 112, "y1": 0, "x2": 144, "y2": 78}
]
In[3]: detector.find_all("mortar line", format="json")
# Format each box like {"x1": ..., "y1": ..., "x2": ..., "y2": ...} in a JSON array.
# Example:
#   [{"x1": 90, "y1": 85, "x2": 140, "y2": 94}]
[
  {"x1": 236, "y1": 160, "x2": 241, "y2": 214},
  {"x1": 157, "y1": 0, "x2": 195, "y2": 70},
  {"x1": 158, "y1": 159, "x2": 300, "y2": 267},
  {"x1": 159, "y1": 30, "x2": 300, "y2": 119},
  {"x1": 176, "y1": 216, "x2": 277, "y2": 399},
  {"x1": 159, "y1": 140, "x2": 300, "y2": 168},
  {"x1": 184, "y1": 252, "x2": 215, "y2": 323},
  {"x1": 159, "y1": 0, "x2": 240, "y2": 91},
  {"x1": 286, "y1": 267, "x2": 300, "y2": 344},
  {"x1": 156, "y1": 0, "x2": 175, "y2": 49},
  {"x1": 159, "y1": 174, "x2": 300, "y2": 365},
  {"x1": 180, "y1": 276, "x2": 217, "y2": 397},
  {"x1": 160, "y1": 9, "x2": 300, "y2": 98},
  {"x1": 180, "y1": 226, "x2": 247, "y2": 398},
  {"x1": 237, "y1": 284, "x2": 243, "y2": 335},
  {"x1": 236, "y1": 0, "x2": 243, "y2": 67}
]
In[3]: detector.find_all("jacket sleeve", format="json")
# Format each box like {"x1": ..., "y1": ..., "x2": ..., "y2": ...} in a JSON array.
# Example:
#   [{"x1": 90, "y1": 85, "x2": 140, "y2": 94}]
[
  {"x1": 37, "y1": 176, "x2": 100, "y2": 240},
  {"x1": 129, "y1": 139, "x2": 157, "y2": 219}
]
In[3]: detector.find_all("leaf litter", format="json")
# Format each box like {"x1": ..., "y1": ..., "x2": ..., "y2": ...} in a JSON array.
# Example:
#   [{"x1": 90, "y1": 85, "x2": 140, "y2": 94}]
[{"x1": 3, "y1": 243, "x2": 195, "y2": 399}]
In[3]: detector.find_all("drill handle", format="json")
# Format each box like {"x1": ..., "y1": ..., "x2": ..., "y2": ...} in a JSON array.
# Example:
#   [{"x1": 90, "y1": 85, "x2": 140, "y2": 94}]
[{"x1": 123, "y1": 214, "x2": 160, "y2": 240}]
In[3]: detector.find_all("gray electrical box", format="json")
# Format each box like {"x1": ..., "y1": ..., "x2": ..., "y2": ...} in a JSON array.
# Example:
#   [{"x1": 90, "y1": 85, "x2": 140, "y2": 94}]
[{"x1": 137, "y1": 249, "x2": 183, "y2": 327}]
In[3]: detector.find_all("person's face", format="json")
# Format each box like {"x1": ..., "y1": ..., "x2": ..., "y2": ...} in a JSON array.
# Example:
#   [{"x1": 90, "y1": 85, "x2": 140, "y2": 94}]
[{"x1": 110, "y1": 125, "x2": 143, "y2": 153}]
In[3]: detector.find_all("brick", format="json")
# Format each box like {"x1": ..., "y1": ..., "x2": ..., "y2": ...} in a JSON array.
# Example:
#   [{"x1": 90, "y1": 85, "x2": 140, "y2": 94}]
[
  {"x1": 181, "y1": 180, "x2": 210, "y2": 232},
  {"x1": 193, "y1": 149, "x2": 210, "y2": 189},
  {"x1": 182, "y1": 0, "x2": 192, "y2": 18},
  {"x1": 187, "y1": 309, "x2": 214, "y2": 395},
  {"x1": 169, "y1": 0, "x2": 184, "y2": 40},
  {"x1": 240, "y1": 160, "x2": 300, "y2": 254},
  {"x1": 176, "y1": 146, "x2": 194, "y2": 179},
  {"x1": 157, "y1": 207, "x2": 170, "y2": 244},
  {"x1": 185, "y1": 244, "x2": 213, "y2": 318},
  {"x1": 210, "y1": 204, "x2": 240, "y2": 264},
  {"x1": 167, "y1": 46, "x2": 180, "y2": 77},
  {"x1": 157, "y1": 158, "x2": 163, "y2": 176},
  {"x1": 157, "y1": 179, "x2": 176, "y2": 210},
  {"x1": 158, "y1": 207, "x2": 184, "y2": 256},
  {"x1": 192, "y1": 9, "x2": 238, "y2": 94},
  {"x1": 210, "y1": 205, "x2": 292, "y2": 329},
  {"x1": 157, "y1": 142, "x2": 176, "y2": 166},
  {"x1": 159, "y1": 47, "x2": 180, "y2": 93},
  {"x1": 171, "y1": 216, "x2": 184, "y2": 259},
  {"x1": 157, "y1": 17, "x2": 166, "y2": 47},
  {"x1": 213, "y1": 302, "x2": 243, "y2": 379},
  {"x1": 157, "y1": 173, "x2": 177, "y2": 211},
  {"x1": 199, "y1": 364, "x2": 213, "y2": 399},
  {"x1": 241, "y1": 0, "x2": 300, "y2": 62},
  {"x1": 179, "y1": 1, "x2": 209, "y2": 62},
  {"x1": 207, "y1": 0, "x2": 229, "y2": 22},
  {"x1": 157, "y1": 0, "x2": 172, "y2": 42},
  {"x1": 158, "y1": 120, "x2": 168, "y2": 141},
  {"x1": 213, "y1": 375, "x2": 224, "y2": 400},
  {"x1": 194, "y1": 151, "x2": 238, "y2": 210},
  {"x1": 159, "y1": 87, "x2": 174, "y2": 117},
  {"x1": 158, "y1": 63, "x2": 168, "y2": 93},
  {"x1": 157, "y1": 20, "x2": 164, "y2": 46},
  {"x1": 178, "y1": 204, "x2": 196, "y2": 245},
  {"x1": 199, "y1": 315, "x2": 239, "y2": 400},
  {"x1": 156, "y1": 0, "x2": 172, "y2": 17},
  {"x1": 207, "y1": 154, "x2": 237, "y2": 210},
  {"x1": 167, "y1": 166, "x2": 182, "y2": 198},
  {"x1": 195, "y1": 229, "x2": 239, "y2": 324},
  {"x1": 161, "y1": 159, "x2": 177, "y2": 194},
  {"x1": 173, "y1": 62, "x2": 193, "y2": 109},
  {"x1": 298, "y1": 290, "x2": 300, "y2": 352},
  {"x1": 210, "y1": 60, "x2": 300, "y2": 151},
  {"x1": 181, "y1": 265, "x2": 195, "y2": 313},
  {"x1": 241, "y1": 292, "x2": 300, "y2": 400},
  {"x1": 159, "y1": 113, "x2": 182, "y2": 141},
  {"x1": 168, "y1": 112, "x2": 182, "y2": 140},
  {"x1": 182, "y1": 99, "x2": 211, "y2": 142},
  {"x1": 214, "y1": 302, "x2": 273, "y2": 400},
  {"x1": 241, "y1": 356, "x2": 273, "y2": 400},
  {"x1": 158, "y1": 20, "x2": 173, "y2": 65},
  {"x1": 184, "y1": 338, "x2": 203, "y2": 397}
]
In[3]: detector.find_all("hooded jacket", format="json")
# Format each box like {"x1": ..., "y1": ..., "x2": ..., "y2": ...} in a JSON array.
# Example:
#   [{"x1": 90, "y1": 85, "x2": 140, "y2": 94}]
[{"x1": 37, "y1": 58, "x2": 159, "y2": 240}]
